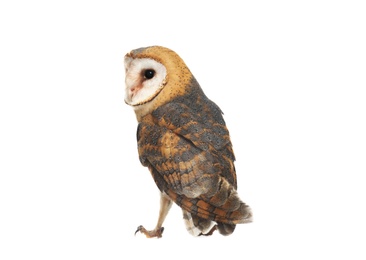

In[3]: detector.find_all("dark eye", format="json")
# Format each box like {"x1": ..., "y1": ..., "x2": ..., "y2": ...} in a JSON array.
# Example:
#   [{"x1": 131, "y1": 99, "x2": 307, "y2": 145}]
[{"x1": 144, "y1": 69, "x2": 155, "y2": 79}]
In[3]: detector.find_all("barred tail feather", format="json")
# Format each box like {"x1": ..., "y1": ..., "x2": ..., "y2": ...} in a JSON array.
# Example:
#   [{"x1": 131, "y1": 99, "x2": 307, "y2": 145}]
[{"x1": 166, "y1": 177, "x2": 252, "y2": 225}]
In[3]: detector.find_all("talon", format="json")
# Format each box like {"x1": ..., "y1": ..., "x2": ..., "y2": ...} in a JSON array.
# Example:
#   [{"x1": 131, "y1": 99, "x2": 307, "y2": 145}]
[
  {"x1": 134, "y1": 225, "x2": 144, "y2": 236},
  {"x1": 134, "y1": 225, "x2": 165, "y2": 238},
  {"x1": 199, "y1": 225, "x2": 217, "y2": 236}
]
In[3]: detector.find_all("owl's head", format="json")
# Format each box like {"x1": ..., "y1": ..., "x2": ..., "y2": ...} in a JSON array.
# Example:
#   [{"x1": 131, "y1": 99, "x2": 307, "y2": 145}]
[{"x1": 124, "y1": 46, "x2": 193, "y2": 120}]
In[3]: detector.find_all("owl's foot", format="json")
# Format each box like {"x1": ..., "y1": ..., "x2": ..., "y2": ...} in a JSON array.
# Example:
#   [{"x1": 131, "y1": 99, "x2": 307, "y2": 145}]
[
  {"x1": 199, "y1": 225, "x2": 217, "y2": 236},
  {"x1": 135, "y1": 225, "x2": 164, "y2": 238}
]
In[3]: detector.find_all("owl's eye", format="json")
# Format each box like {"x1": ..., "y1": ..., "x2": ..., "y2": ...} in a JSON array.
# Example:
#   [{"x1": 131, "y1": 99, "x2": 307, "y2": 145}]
[{"x1": 144, "y1": 69, "x2": 155, "y2": 79}]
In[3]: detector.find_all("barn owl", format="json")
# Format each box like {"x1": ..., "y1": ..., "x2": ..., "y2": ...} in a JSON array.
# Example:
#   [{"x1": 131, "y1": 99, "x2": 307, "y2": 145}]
[{"x1": 124, "y1": 46, "x2": 252, "y2": 238}]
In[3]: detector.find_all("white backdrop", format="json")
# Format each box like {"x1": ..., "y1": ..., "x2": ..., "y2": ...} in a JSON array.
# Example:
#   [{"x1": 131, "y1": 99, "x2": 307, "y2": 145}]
[{"x1": 1, "y1": 1, "x2": 365, "y2": 259}]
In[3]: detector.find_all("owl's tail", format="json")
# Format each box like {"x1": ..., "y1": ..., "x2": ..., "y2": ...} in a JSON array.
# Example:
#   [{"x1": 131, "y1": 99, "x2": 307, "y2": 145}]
[{"x1": 166, "y1": 176, "x2": 252, "y2": 226}]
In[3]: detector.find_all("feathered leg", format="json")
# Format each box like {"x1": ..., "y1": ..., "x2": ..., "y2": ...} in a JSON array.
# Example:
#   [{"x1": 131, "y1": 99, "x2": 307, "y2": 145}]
[{"x1": 135, "y1": 192, "x2": 172, "y2": 238}]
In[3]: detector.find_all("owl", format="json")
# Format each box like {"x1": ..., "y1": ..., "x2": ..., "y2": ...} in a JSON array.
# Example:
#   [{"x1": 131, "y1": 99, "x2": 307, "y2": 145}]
[{"x1": 124, "y1": 46, "x2": 252, "y2": 238}]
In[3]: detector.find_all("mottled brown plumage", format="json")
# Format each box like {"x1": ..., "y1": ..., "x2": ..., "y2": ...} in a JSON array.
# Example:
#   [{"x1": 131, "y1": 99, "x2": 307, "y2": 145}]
[{"x1": 124, "y1": 46, "x2": 252, "y2": 238}]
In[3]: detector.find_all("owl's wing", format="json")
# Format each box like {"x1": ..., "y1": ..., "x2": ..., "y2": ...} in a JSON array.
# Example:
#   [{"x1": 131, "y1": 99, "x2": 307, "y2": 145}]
[
  {"x1": 137, "y1": 101, "x2": 251, "y2": 224},
  {"x1": 138, "y1": 101, "x2": 237, "y2": 197}
]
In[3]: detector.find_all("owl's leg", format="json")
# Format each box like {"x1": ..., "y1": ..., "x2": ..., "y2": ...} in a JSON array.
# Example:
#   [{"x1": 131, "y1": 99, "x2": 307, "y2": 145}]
[
  {"x1": 135, "y1": 192, "x2": 172, "y2": 238},
  {"x1": 183, "y1": 210, "x2": 217, "y2": 236},
  {"x1": 198, "y1": 225, "x2": 217, "y2": 236},
  {"x1": 197, "y1": 223, "x2": 236, "y2": 236}
]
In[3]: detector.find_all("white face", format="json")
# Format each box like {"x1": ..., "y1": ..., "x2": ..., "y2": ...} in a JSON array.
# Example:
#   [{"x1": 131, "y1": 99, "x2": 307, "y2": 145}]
[{"x1": 124, "y1": 57, "x2": 167, "y2": 106}]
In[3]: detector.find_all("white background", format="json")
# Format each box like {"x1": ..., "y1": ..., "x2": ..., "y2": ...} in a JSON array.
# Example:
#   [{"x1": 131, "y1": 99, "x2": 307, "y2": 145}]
[{"x1": 1, "y1": 0, "x2": 365, "y2": 259}]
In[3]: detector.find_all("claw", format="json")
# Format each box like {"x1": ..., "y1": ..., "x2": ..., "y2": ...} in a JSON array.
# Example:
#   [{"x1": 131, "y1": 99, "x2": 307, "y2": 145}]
[
  {"x1": 134, "y1": 225, "x2": 164, "y2": 238},
  {"x1": 199, "y1": 225, "x2": 217, "y2": 236},
  {"x1": 134, "y1": 225, "x2": 143, "y2": 236}
]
